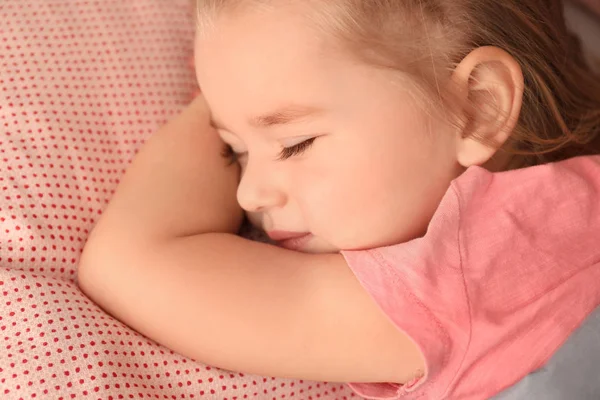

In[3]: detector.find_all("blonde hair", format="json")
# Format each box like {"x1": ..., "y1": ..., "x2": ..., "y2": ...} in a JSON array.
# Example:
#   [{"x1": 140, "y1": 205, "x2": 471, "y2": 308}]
[{"x1": 196, "y1": 0, "x2": 600, "y2": 169}]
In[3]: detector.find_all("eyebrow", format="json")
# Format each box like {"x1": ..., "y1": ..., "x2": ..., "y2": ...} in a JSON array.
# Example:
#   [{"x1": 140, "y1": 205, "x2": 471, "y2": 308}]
[{"x1": 211, "y1": 105, "x2": 324, "y2": 131}]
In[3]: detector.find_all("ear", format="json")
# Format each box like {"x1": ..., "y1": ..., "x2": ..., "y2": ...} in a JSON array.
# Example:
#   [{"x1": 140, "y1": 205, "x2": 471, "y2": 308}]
[{"x1": 450, "y1": 46, "x2": 524, "y2": 168}]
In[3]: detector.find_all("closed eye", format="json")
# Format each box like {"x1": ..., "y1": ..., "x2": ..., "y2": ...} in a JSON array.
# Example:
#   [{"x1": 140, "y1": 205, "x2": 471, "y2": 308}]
[
  {"x1": 277, "y1": 137, "x2": 316, "y2": 161},
  {"x1": 221, "y1": 144, "x2": 244, "y2": 166}
]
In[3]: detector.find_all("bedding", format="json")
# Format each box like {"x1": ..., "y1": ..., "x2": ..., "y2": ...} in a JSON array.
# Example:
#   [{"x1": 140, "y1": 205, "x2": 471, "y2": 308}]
[
  {"x1": 1, "y1": 1, "x2": 598, "y2": 399},
  {"x1": 0, "y1": 1, "x2": 353, "y2": 398}
]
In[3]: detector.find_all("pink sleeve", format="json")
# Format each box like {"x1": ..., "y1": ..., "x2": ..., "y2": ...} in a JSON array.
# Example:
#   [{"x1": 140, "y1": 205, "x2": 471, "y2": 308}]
[
  {"x1": 340, "y1": 156, "x2": 600, "y2": 400},
  {"x1": 340, "y1": 183, "x2": 471, "y2": 399}
]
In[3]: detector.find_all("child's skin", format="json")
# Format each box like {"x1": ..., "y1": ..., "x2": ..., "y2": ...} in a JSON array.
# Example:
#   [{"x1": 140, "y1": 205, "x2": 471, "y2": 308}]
[
  {"x1": 78, "y1": 3, "x2": 523, "y2": 385},
  {"x1": 197, "y1": 7, "x2": 461, "y2": 254}
]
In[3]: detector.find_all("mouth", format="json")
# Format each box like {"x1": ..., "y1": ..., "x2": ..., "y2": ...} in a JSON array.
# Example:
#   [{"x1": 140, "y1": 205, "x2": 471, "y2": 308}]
[{"x1": 267, "y1": 231, "x2": 313, "y2": 251}]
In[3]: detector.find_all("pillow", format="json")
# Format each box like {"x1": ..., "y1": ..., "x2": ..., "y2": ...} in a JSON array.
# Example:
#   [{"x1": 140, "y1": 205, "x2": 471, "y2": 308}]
[{"x1": 0, "y1": 1, "x2": 353, "y2": 399}]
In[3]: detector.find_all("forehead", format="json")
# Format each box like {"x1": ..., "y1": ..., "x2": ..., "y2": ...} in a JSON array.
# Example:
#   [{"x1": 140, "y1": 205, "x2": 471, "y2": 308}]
[{"x1": 194, "y1": 6, "x2": 341, "y2": 116}]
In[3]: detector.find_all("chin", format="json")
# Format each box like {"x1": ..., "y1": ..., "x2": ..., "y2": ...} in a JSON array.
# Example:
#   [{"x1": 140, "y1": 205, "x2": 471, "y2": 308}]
[{"x1": 299, "y1": 238, "x2": 340, "y2": 254}]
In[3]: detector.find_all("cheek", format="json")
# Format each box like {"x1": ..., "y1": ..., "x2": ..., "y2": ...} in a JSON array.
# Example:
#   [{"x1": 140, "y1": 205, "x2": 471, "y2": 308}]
[
  {"x1": 301, "y1": 134, "x2": 444, "y2": 248},
  {"x1": 289, "y1": 119, "x2": 456, "y2": 249},
  {"x1": 292, "y1": 161, "x2": 358, "y2": 223},
  {"x1": 294, "y1": 153, "x2": 381, "y2": 243}
]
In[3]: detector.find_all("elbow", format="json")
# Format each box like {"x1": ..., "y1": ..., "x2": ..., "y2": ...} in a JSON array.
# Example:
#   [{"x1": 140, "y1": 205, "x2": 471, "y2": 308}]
[
  {"x1": 76, "y1": 244, "x2": 123, "y2": 323},
  {"x1": 77, "y1": 225, "x2": 158, "y2": 300},
  {"x1": 77, "y1": 235, "x2": 106, "y2": 301},
  {"x1": 77, "y1": 227, "x2": 129, "y2": 303},
  {"x1": 76, "y1": 231, "x2": 141, "y2": 318}
]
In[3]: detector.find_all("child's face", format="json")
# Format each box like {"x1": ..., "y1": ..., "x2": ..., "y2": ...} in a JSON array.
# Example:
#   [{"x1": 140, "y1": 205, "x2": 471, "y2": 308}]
[{"x1": 195, "y1": 6, "x2": 463, "y2": 253}]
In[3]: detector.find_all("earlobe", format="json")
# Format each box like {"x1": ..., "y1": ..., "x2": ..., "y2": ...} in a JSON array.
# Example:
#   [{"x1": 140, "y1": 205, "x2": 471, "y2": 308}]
[{"x1": 451, "y1": 46, "x2": 524, "y2": 168}]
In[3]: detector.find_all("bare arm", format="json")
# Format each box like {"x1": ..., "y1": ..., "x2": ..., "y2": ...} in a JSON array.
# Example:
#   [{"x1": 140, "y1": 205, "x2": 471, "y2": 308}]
[{"x1": 77, "y1": 96, "x2": 424, "y2": 384}]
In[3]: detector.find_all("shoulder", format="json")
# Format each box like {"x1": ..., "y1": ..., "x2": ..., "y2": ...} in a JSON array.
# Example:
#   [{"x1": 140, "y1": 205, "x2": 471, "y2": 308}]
[{"x1": 452, "y1": 155, "x2": 600, "y2": 215}]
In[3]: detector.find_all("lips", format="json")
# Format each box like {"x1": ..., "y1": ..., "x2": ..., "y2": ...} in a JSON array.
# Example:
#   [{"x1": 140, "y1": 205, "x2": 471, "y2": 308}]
[
  {"x1": 267, "y1": 230, "x2": 313, "y2": 251},
  {"x1": 267, "y1": 230, "x2": 309, "y2": 241}
]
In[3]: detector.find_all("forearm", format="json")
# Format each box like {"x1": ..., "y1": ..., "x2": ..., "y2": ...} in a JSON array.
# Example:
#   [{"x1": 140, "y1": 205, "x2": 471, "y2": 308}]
[
  {"x1": 76, "y1": 95, "x2": 423, "y2": 386},
  {"x1": 85, "y1": 96, "x2": 243, "y2": 250}
]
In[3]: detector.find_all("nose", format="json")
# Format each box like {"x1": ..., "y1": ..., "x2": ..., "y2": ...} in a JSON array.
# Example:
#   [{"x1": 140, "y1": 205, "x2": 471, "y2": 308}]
[{"x1": 236, "y1": 157, "x2": 287, "y2": 213}]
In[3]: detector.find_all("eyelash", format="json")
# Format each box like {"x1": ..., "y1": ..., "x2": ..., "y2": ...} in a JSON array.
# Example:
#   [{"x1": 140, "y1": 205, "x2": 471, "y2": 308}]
[
  {"x1": 221, "y1": 145, "x2": 239, "y2": 166},
  {"x1": 221, "y1": 137, "x2": 317, "y2": 164},
  {"x1": 276, "y1": 137, "x2": 317, "y2": 161}
]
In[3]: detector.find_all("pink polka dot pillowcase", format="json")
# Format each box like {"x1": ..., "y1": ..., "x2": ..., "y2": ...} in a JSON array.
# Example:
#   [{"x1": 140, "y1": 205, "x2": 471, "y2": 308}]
[{"x1": 0, "y1": 1, "x2": 353, "y2": 399}]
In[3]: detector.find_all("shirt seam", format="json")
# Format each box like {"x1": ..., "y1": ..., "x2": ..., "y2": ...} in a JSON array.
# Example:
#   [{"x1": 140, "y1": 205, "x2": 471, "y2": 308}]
[
  {"x1": 367, "y1": 248, "x2": 451, "y2": 398},
  {"x1": 438, "y1": 182, "x2": 474, "y2": 399}
]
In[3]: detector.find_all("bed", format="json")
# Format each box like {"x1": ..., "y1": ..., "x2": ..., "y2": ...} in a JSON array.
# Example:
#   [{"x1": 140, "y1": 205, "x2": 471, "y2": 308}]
[{"x1": 0, "y1": 1, "x2": 598, "y2": 399}]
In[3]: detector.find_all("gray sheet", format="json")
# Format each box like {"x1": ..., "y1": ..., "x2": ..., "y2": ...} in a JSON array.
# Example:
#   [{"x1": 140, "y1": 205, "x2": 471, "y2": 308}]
[{"x1": 493, "y1": 306, "x2": 600, "y2": 400}]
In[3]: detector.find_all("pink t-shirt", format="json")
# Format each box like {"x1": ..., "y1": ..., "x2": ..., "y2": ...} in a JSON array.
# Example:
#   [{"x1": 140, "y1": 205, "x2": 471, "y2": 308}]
[{"x1": 341, "y1": 155, "x2": 600, "y2": 400}]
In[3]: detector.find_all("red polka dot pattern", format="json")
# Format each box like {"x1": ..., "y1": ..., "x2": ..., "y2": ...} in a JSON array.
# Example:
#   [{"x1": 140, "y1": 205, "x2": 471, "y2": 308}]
[{"x1": 0, "y1": 1, "x2": 358, "y2": 398}]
